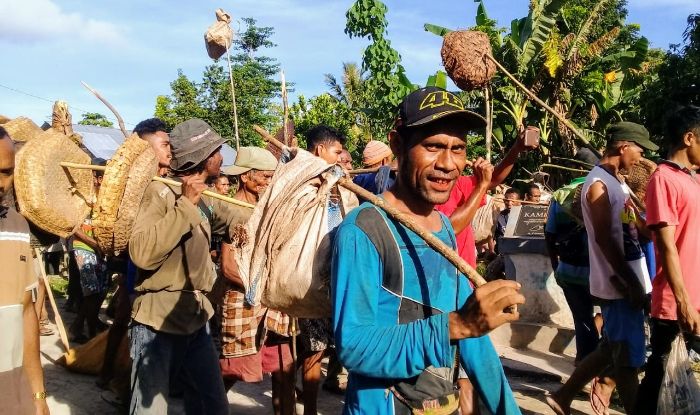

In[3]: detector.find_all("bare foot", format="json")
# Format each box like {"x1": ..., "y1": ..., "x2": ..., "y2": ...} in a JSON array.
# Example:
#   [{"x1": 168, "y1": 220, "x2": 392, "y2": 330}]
[{"x1": 545, "y1": 392, "x2": 570, "y2": 415}]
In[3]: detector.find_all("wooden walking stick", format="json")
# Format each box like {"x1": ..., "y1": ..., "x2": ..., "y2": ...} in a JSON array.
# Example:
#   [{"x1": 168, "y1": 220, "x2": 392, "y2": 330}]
[
  {"x1": 34, "y1": 248, "x2": 70, "y2": 352},
  {"x1": 253, "y1": 125, "x2": 488, "y2": 288},
  {"x1": 59, "y1": 162, "x2": 255, "y2": 209}
]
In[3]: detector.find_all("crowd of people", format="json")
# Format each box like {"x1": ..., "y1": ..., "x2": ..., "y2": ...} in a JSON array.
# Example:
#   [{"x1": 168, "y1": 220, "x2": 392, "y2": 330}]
[{"x1": 1, "y1": 87, "x2": 699, "y2": 415}]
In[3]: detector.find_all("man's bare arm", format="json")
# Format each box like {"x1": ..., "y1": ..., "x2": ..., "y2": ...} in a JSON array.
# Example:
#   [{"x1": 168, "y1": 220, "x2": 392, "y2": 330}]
[
  {"x1": 22, "y1": 291, "x2": 49, "y2": 414},
  {"x1": 448, "y1": 159, "x2": 493, "y2": 234}
]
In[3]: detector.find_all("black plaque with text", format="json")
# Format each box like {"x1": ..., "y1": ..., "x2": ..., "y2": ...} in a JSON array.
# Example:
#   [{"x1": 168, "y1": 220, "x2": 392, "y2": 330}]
[{"x1": 512, "y1": 204, "x2": 549, "y2": 237}]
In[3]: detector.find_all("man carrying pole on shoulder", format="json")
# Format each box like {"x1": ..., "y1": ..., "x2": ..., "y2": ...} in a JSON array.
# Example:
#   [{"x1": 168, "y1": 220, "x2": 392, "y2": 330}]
[{"x1": 331, "y1": 87, "x2": 525, "y2": 415}]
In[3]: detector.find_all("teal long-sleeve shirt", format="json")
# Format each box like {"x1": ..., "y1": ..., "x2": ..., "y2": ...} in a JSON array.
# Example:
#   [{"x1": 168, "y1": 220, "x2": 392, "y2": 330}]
[{"x1": 331, "y1": 204, "x2": 520, "y2": 414}]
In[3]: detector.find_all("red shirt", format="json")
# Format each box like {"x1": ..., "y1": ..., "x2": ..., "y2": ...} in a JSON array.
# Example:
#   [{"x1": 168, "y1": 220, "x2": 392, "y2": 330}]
[
  {"x1": 646, "y1": 162, "x2": 700, "y2": 320},
  {"x1": 435, "y1": 175, "x2": 486, "y2": 268}
]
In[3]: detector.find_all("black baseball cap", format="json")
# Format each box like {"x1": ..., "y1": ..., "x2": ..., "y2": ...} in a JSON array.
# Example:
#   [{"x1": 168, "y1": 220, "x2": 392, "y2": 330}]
[
  {"x1": 606, "y1": 121, "x2": 658, "y2": 151},
  {"x1": 398, "y1": 86, "x2": 486, "y2": 130}
]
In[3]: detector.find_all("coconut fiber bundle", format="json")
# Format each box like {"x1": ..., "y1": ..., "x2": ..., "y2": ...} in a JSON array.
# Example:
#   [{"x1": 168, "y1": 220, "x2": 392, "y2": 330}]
[
  {"x1": 15, "y1": 130, "x2": 93, "y2": 237},
  {"x1": 441, "y1": 30, "x2": 497, "y2": 91},
  {"x1": 234, "y1": 148, "x2": 358, "y2": 318},
  {"x1": 93, "y1": 135, "x2": 157, "y2": 256},
  {"x1": 204, "y1": 8, "x2": 233, "y2": 60}
]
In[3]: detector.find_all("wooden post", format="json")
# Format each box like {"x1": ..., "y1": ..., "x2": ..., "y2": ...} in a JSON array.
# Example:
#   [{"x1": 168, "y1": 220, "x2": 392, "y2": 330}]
[
  {"x1": 80, "y1": 82, "x2": 128, "y2": 138},
  {"x1": 34, "y1": 248, "x2": 70, "y2": 352},
  {"x1": 59, "y1": 162, "x2": 255, "y2": 209}
]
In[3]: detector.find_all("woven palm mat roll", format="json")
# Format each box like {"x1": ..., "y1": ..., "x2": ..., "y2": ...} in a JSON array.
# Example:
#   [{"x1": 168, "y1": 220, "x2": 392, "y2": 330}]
[
  {"x1": 93, "y1": 135, "x2": 157, "y2": 256},
  {"x1": 3, "y1": 116, "x2": 44, "y2": 142},
  {"x1": 623, "y1": 158, "x2": 657, "y2": 202},
  {"x1": 15, "y1": 130, "x2": 94, "y2": 237}
]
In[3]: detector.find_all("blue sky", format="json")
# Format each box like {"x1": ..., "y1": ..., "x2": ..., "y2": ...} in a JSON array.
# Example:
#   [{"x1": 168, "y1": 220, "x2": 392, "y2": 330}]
[{"x1": 1, "y1": 0, "x2": 696, "y2": 128}]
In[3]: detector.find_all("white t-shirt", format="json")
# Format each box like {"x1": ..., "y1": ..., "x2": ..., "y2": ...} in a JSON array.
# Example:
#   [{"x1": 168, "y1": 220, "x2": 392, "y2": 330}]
[{"x1": 581, "y1": 166, "x2": 652, "y2": 300}]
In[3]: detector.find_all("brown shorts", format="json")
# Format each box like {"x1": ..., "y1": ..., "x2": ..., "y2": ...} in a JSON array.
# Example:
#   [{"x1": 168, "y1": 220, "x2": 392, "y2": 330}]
[{"x1": 220, "y1": 341, "x2": 293, "y2": 383}]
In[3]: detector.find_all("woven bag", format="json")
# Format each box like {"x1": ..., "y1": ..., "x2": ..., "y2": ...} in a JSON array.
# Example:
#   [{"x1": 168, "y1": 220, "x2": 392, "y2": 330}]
[
  {"x1": 204, "y1": 9, "x2": 233, "y2": 60},
  {"x1": 14, "y1": 130, "x2": 94, "y2": 237},
  {"x1": 625, "y1": 158, "x2": 657, "y2": 202},
  {"x1": 93, "y1": 135, "x2": 157, "y2": 256}
]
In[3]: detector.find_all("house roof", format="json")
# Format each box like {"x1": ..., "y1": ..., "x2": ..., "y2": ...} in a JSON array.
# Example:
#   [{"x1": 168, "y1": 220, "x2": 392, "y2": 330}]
[{"x1": 72, "y1": 124, "x2": 237, "y2": 167}]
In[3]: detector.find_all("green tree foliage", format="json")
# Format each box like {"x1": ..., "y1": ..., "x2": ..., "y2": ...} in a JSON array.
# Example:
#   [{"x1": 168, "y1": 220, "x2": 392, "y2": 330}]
[
  {"x1": 155, "y1": 18, "x2": 281, "y2": 147},
  {"x1": 641, "y1": 14, "x2": 700, "y2": 137},
  {"x1": 345, "y1": 0, "x2": 415, "y2": 139},
  {"x1": 425, "y1": 0, "x2": 658, "y2": 186},
  {"x1": 78, "y1": 112, "x2": 114, "y2": 128},
  {"x1": 290, "y1": 94, "x2": 356, "y2": 151}
]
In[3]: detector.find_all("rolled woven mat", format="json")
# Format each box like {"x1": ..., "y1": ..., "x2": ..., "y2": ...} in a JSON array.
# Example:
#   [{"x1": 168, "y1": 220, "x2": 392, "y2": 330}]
[
  {"x1": 15, "y1": 129, "x2": 94, "y2": 237},
  {"x1": 3, "y1": 116, "x2": 44, "y2": 142},
  {"x1": 93, "y1": 135, "x2": 157, "y2": 256}
]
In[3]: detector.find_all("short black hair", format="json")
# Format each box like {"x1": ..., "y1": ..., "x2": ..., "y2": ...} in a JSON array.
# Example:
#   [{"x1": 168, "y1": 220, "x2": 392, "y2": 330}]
[
  {"x1": 527, "y1": 183, "x2": 540, "y2": 194},
  {"x1": 133, "y1": 118, "x2": 168, "y2": 139},
  {"x1": 305, "y1": 125, "x2": 346, "y2": 151},
  {"x1": 504, "y1": 188, "x2": 520, "y2": 198},
  {"x1": 0, "y1": 126, "x2": 8, "y2": 140},
  {"x1": 664, "y1": 105, "x2": 700, "y2": 150}
]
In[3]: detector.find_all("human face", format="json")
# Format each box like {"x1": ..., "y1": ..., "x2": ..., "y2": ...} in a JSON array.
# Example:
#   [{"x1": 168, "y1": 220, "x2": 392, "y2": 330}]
[
  {"x1": 0, "y1": 138, "x2": 15, "y2": 203},
  {"x1": 214, "y1": 177, "x2": 230, "y2": 195},
  {"x1": 526, "y1": 187, "x2": 541, "y2": 203},
  {"x1": 144, "y1": 131, "x2": 172, "y2": 168},
  {"x1": 315, "y1": 141, "x2": 344, "y2": 165},
  {"x1": 504, "y1": 193, "x2": 521, "y2": 210},
  {"x1": 618, "y1": 141, "x2": 644, "y2": 170},
  {"x1": 204, "y1": 147, "x2": 223, "y2": 178},
  {"x1": 394, "y1": 125, "x2": 468, "y2": 205},
  {"x1": 242, "y1": 169, "x2": 274, "y2": 199},
  {"x1": 339, "y1": 150, "x2": 353, "y2": 171}
]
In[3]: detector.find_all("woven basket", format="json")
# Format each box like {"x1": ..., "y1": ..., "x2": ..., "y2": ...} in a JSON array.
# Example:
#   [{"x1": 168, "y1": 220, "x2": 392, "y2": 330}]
[
  {"x1": 93, "y1": 135, "x2": 157, "y2": 256},
  {"x1": 3, "y1": 117, "x2": 44, "y2": 142},
  {"x1": 624, "y1": 158, "x2": 657, "y2": 202},
  {"x1": 14, "y1": 130, "x2": 94, "y2": 237}
]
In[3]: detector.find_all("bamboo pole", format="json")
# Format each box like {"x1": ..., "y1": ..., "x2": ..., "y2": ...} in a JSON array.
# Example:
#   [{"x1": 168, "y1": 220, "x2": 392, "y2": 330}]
[
  {"x1": 34, "y1": 248, "x2": 70, "y2": 352},
  {"x1": 59, "y1": 162, "x2": 255, "y2": 209},
  {"x1": 252, "y1": 125, "x2": 488, "y2": 287},
  {"x1": 281, "y1": 71, "x2": 289, "y2": 146},
  {"x1": 225, "y1": 43, "x2": 241, "y2": 151},
  {"x1": 80, "y1": 82, "x2": 128, "y2": 138},
  {"x1": 539, "y1": 164, "x2": 590, "y2": 174},
  {"x1": 484, "y1": 56, "x2": 602, "y2": 159},
  {"x1": 484, "y1": 85, "x2": 493, "y2": 161}
]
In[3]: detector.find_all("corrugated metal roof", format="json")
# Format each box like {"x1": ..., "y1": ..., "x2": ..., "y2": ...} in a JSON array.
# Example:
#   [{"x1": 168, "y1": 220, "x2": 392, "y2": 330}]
[
  {"x1": 72, "y1": 124, "x2": 128, "y2": 160},
  {"x1": 72, "y1": 124, "x2": 237, "y2": 167}
]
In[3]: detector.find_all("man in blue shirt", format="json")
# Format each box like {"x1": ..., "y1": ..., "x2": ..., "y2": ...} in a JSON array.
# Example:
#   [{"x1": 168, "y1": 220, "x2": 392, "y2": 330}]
[{"x1": 331, "y1": 87, "x2": 524, "y2": 415}]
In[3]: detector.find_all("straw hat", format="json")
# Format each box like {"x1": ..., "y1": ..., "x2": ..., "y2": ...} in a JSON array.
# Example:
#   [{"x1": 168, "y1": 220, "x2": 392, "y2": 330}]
[
  {"x1": 3, "y1": 117, "x2": 44, "y2": 142},
  {"x1": 14, "y1": 129, "x2": 94, "y2": 237},
  {"x1": 93, "y1": 135, "x2": 158, "y2": 256}
]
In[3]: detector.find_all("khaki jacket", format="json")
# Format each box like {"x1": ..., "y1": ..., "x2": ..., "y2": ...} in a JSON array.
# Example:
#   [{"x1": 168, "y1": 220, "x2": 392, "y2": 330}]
[{"x1": 129, "y1": 181, "x2": 250, "y2": 335}]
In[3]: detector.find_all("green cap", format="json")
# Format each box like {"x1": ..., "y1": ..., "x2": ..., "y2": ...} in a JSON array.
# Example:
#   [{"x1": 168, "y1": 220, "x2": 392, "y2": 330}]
[
  {"x1": 606, "y1": 121, "x2": 658, "y2": 151},
  {"x1": 222, "y1": 146, "x2": 278, "y2": 176},
  {"x1": 169, "y1": 118, "x2": 225, "y2": 172}
]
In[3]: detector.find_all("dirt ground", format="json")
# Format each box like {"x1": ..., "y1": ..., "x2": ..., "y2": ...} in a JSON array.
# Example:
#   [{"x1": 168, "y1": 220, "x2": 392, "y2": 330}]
[{"x1": 39, "y1": 296, "x2": 617, "y2": 414}]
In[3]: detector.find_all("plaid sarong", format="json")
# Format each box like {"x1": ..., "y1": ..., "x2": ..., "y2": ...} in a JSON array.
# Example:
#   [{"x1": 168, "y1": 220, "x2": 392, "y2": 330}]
[{"x1": 220, "y1": 287, "x2": 295, "y2": 358}]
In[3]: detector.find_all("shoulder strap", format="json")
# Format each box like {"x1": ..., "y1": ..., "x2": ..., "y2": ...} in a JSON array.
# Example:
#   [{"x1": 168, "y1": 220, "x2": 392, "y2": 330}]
[{"x1": 354, "y1": 207, "x2": 403, "y2": 297}]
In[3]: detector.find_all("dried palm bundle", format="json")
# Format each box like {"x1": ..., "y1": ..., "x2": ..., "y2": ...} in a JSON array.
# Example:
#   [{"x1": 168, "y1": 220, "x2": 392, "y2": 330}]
[
  {"x1": 441, "y1": 30, "x2": 496, "y2": 91},
  {"x1": 3, "y1": 117, "x2": 44, "y2": 142}
]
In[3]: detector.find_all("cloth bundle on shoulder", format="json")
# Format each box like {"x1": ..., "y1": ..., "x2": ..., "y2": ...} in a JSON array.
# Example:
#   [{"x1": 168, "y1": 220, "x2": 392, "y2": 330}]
[
  {"x1": 234, "y1": 148, "x2": 358, "y2": 318},
  {"x1": 204, "y1": 8, "x2": 233, "y2": 60}
]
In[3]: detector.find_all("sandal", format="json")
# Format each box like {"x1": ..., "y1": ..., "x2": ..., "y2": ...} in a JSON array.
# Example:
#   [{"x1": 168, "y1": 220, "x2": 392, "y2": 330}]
[
  {"x1": 39, "y1": 319, "x2": 54, "y2": 336},
  {"x1": 590, "y1": 377, "x2": 611, "y2": 415}
]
